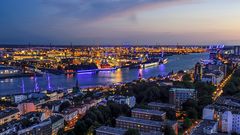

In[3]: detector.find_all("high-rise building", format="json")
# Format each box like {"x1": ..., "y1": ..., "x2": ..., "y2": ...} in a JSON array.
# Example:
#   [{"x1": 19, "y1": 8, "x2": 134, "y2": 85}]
[
  {"x1": 194, "y1": 62, "x2": 203, "y2": 81},
  {"x1": 169, "y1": 88, "x2": 197, "y2": 109}
]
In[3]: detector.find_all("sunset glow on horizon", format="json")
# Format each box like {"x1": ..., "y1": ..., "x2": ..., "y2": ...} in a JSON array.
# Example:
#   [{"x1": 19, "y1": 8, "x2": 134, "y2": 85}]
[{"x1": 1, "y1": 0, "x2": 240, "y2": 45}]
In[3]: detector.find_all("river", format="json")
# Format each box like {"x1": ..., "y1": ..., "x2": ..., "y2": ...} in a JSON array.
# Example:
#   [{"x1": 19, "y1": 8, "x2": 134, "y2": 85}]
[{"x1": 0, "y1": 53, "x2": 208, "y2": 95}]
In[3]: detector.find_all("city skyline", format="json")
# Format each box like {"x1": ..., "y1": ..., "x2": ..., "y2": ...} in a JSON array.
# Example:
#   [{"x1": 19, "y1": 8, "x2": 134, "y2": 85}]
[{"x1": 1, "y1": 0, "x2": 240, "y2": 45}]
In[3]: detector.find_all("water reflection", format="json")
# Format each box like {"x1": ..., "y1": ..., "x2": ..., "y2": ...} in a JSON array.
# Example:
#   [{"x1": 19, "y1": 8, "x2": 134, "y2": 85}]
[
  {"x1": 114, "y1": 69, "x2": 122, "y2": 83},
  {"x1": 47, "y1": 73, "x2": 52, "y2": 91},
  {"x1": 138, "y1": 68, "x2": 143, "y2": 79},
  {"x1": 0, "y1": 53, "x2": 208, "y2": 95},
  {"x1": 21, "y1": 78, "x2": 25, "y2": 93},
  {"x1": 34, "y1": 76, "x2": 39, "y2": 92},
  {"x1": 159, "y1": 64, "x2": 166, "y2": 74}
]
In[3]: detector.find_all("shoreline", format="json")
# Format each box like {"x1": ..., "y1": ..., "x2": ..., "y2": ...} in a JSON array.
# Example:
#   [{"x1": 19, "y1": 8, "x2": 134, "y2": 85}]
[{"x1": 0, "y1": 53, "x2": 208, "y2": 95}]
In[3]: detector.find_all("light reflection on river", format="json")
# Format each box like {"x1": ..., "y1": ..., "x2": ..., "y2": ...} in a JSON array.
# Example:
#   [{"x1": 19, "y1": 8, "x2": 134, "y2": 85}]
[{"x1": 0, "y1": 53, "x2": 208, "y2": 95}]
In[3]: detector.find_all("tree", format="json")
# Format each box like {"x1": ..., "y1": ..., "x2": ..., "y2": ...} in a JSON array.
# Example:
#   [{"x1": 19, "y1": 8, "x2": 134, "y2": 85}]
[
  {"x1": 165, "y1": 125, "x2": 176, "y2": 135},
  {"x1": 92, "y1": 109, "x2": 105, "y2": 123},
  {"x1": 187, "y1": 108, "x2": 198, "y2": 120},
  {"x1": 59, "y1": 101, "x2": 71, "y2": 112},
  {"x1": 57, "y1": 128, "x2": 64, "y2": 135},
  {"x1": 183, "y1": 118, "x2": 192, "y2": 129},
  {"x1": 85, "y1": 118, "x2": 94, "y2": 128},
  {"x1": 182, "y1": 74, "x2": 192, "y2": 82},
  {"x1": 166, "y1": 109, "x2": 177, "y2": 120},
  {"x1": 108, "y1": 102, "x2": 123, "y2": 117},
  {"x1": 231, "y1": 132, "x2": 238, "y2": 135},
  {"x1": 74, "y1": 121, "x2": 87, "y2": 135},
  {"x1": 182, "y1": 99, "x2": 197, "y2": 111},
  {"x1": 98, "y1": 105, "x2": 112, "y2": 120},
  {"x1": 182, "y1": 99, "x2": 198, "y2": 119},
  {"x1": 21, "y1": 118, "x2": 31, "y2": 128},
  {"x1": 124, "y1": 129, "x2": 140, "y2": 135},
  {"x1": 74, "y1": 102, "x2": 131, "y2": 134}
]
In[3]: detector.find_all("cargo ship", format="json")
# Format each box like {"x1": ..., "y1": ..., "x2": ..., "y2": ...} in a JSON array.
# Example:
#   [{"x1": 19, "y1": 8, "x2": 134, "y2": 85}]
[
  {"x1": 99, "y1": 63, "x2": 117, "y2": 71},
  {"x1": 64, "y1": 63, "x2": 98, "y2": 74}
]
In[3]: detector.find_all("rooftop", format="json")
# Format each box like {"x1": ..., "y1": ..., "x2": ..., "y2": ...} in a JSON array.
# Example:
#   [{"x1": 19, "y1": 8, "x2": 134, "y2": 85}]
[
  {"x1": 169, "y1": 88, "x2": 195, "y2": 92},
  {"x1": 96, "y1": 126, "x2": 163, "y2": 135},
  {"x1": 116, "y1": 116, "x2": 163, "y2": 127},
  {"x1": 215, "y1": 96, "x2": 240, "y2": 108},
  {"x1": 96, "y1": 126, "x2": 127, "y2": 135},
  {"x1": 41, "y1": 100, "x2": 62, "y2": 108},
  {"x1": 0, "y1": 108, "x2": 19, "y2": 119},
  {"x1": 190, "y1": 120, "x2": 222, "y2": 135},
  {"x1": 44, "y1": 115, "x2": 64, "y2": 123},
  {"x1": 132, "y1": 108, "x2": 166, "y2": 116},
  {"x1": 61, "y1": 108, "x2": 78, "y2": 115},
  {"x1": 148, "y1": 102, "x2": 175, "y2": 109}
]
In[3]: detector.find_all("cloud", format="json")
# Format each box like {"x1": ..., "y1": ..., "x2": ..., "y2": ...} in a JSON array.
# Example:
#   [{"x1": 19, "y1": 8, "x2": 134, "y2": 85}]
[{"x1": 41, "y1": 0, "x2": 190, "y2": 23}]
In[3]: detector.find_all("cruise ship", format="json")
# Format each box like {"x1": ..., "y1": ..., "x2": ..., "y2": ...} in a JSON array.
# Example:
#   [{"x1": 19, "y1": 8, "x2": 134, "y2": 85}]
[{"x1": 142, "y1": 62, "x2": 159, "y2": 68}]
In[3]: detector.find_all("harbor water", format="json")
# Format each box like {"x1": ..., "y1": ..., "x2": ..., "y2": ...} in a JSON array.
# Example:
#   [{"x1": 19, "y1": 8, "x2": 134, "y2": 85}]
[{"x1": 0, "y1": 53, "x2": 208, "y2": 95}]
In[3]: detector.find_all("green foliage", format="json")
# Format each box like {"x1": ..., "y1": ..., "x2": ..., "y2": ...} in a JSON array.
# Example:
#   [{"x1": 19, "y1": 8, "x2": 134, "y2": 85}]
[
  {"x1": 74, "y1": 102, "x2": 131, "y2": 135},
  {"x1": 187, "y1": 108, "x2": 198, "y2": 120},
  {"x1": 74, "y1": 121, "x2": 87, "y2": 135},
  {"x1": 173, "y1": 81, "x2": 195, "y2": 89},
  {"x1": 195, "y1": 82, "x2": 215, "y2": 96},
  {"x1": 166, "y1": 109, "x2": 177, "y2": 120},
  {"x1": 183, "y1": 118, "x2": 192, "y2": 130},
  {"x1": 59, "y1": 101, "x2": 71, "y2": 112},
  {"x1": 194, "y1": 81, "x2": 215, "y2": 118},
  {"x1": 165, "y1": 125, "x2": 176, "y2": 135},
  {"x1": 223, "y1": 69, "x2": 240, "y2": 96},
  {"x1": 57, "y1": 128, "x2": 64, "y2": 135},
  {"x1": 116, "y1": 81, "x2": 170, "y2": 104},
  {"x1": 21, "y1": 118, "x2": 31, "y2": 128},
  {"x1": 124, "y1": 129, "x2": 140, "y2": 135},
  {"x1": 182, "y1": 99, "x2": 198, "y2": 119},
  {"x1": 182, "y1": 74, "x2": 192, "y2": 82}
]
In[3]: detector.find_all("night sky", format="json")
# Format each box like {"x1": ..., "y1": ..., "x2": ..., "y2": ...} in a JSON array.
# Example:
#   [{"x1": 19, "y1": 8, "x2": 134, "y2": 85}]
[{"x1": 1, "y1": 0, "x2": 240, "y2": 45}]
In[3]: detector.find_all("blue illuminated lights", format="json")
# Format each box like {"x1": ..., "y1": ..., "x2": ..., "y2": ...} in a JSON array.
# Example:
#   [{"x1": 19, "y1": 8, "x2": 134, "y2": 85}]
[
  {"x1": 21, "y1": 78, "x2": 25, "y2": 94},
  {"x1": 47, "y1": 73, "x2": 52, "y2": 91}
]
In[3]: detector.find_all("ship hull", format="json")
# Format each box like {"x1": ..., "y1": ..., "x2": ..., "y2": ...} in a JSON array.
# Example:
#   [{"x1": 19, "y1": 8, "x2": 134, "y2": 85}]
[{"x1": 143, "y1": 62, "x2": 159, "y2": 68}]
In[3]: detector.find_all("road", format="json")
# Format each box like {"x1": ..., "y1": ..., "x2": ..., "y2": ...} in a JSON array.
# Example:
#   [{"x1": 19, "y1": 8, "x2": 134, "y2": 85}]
[
  {"x1": 212, "y1": 69, "x2": 235, "y2": 101},
  {"x1": 183, "y1": 120, "x2": 201, "y2": 135}
]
